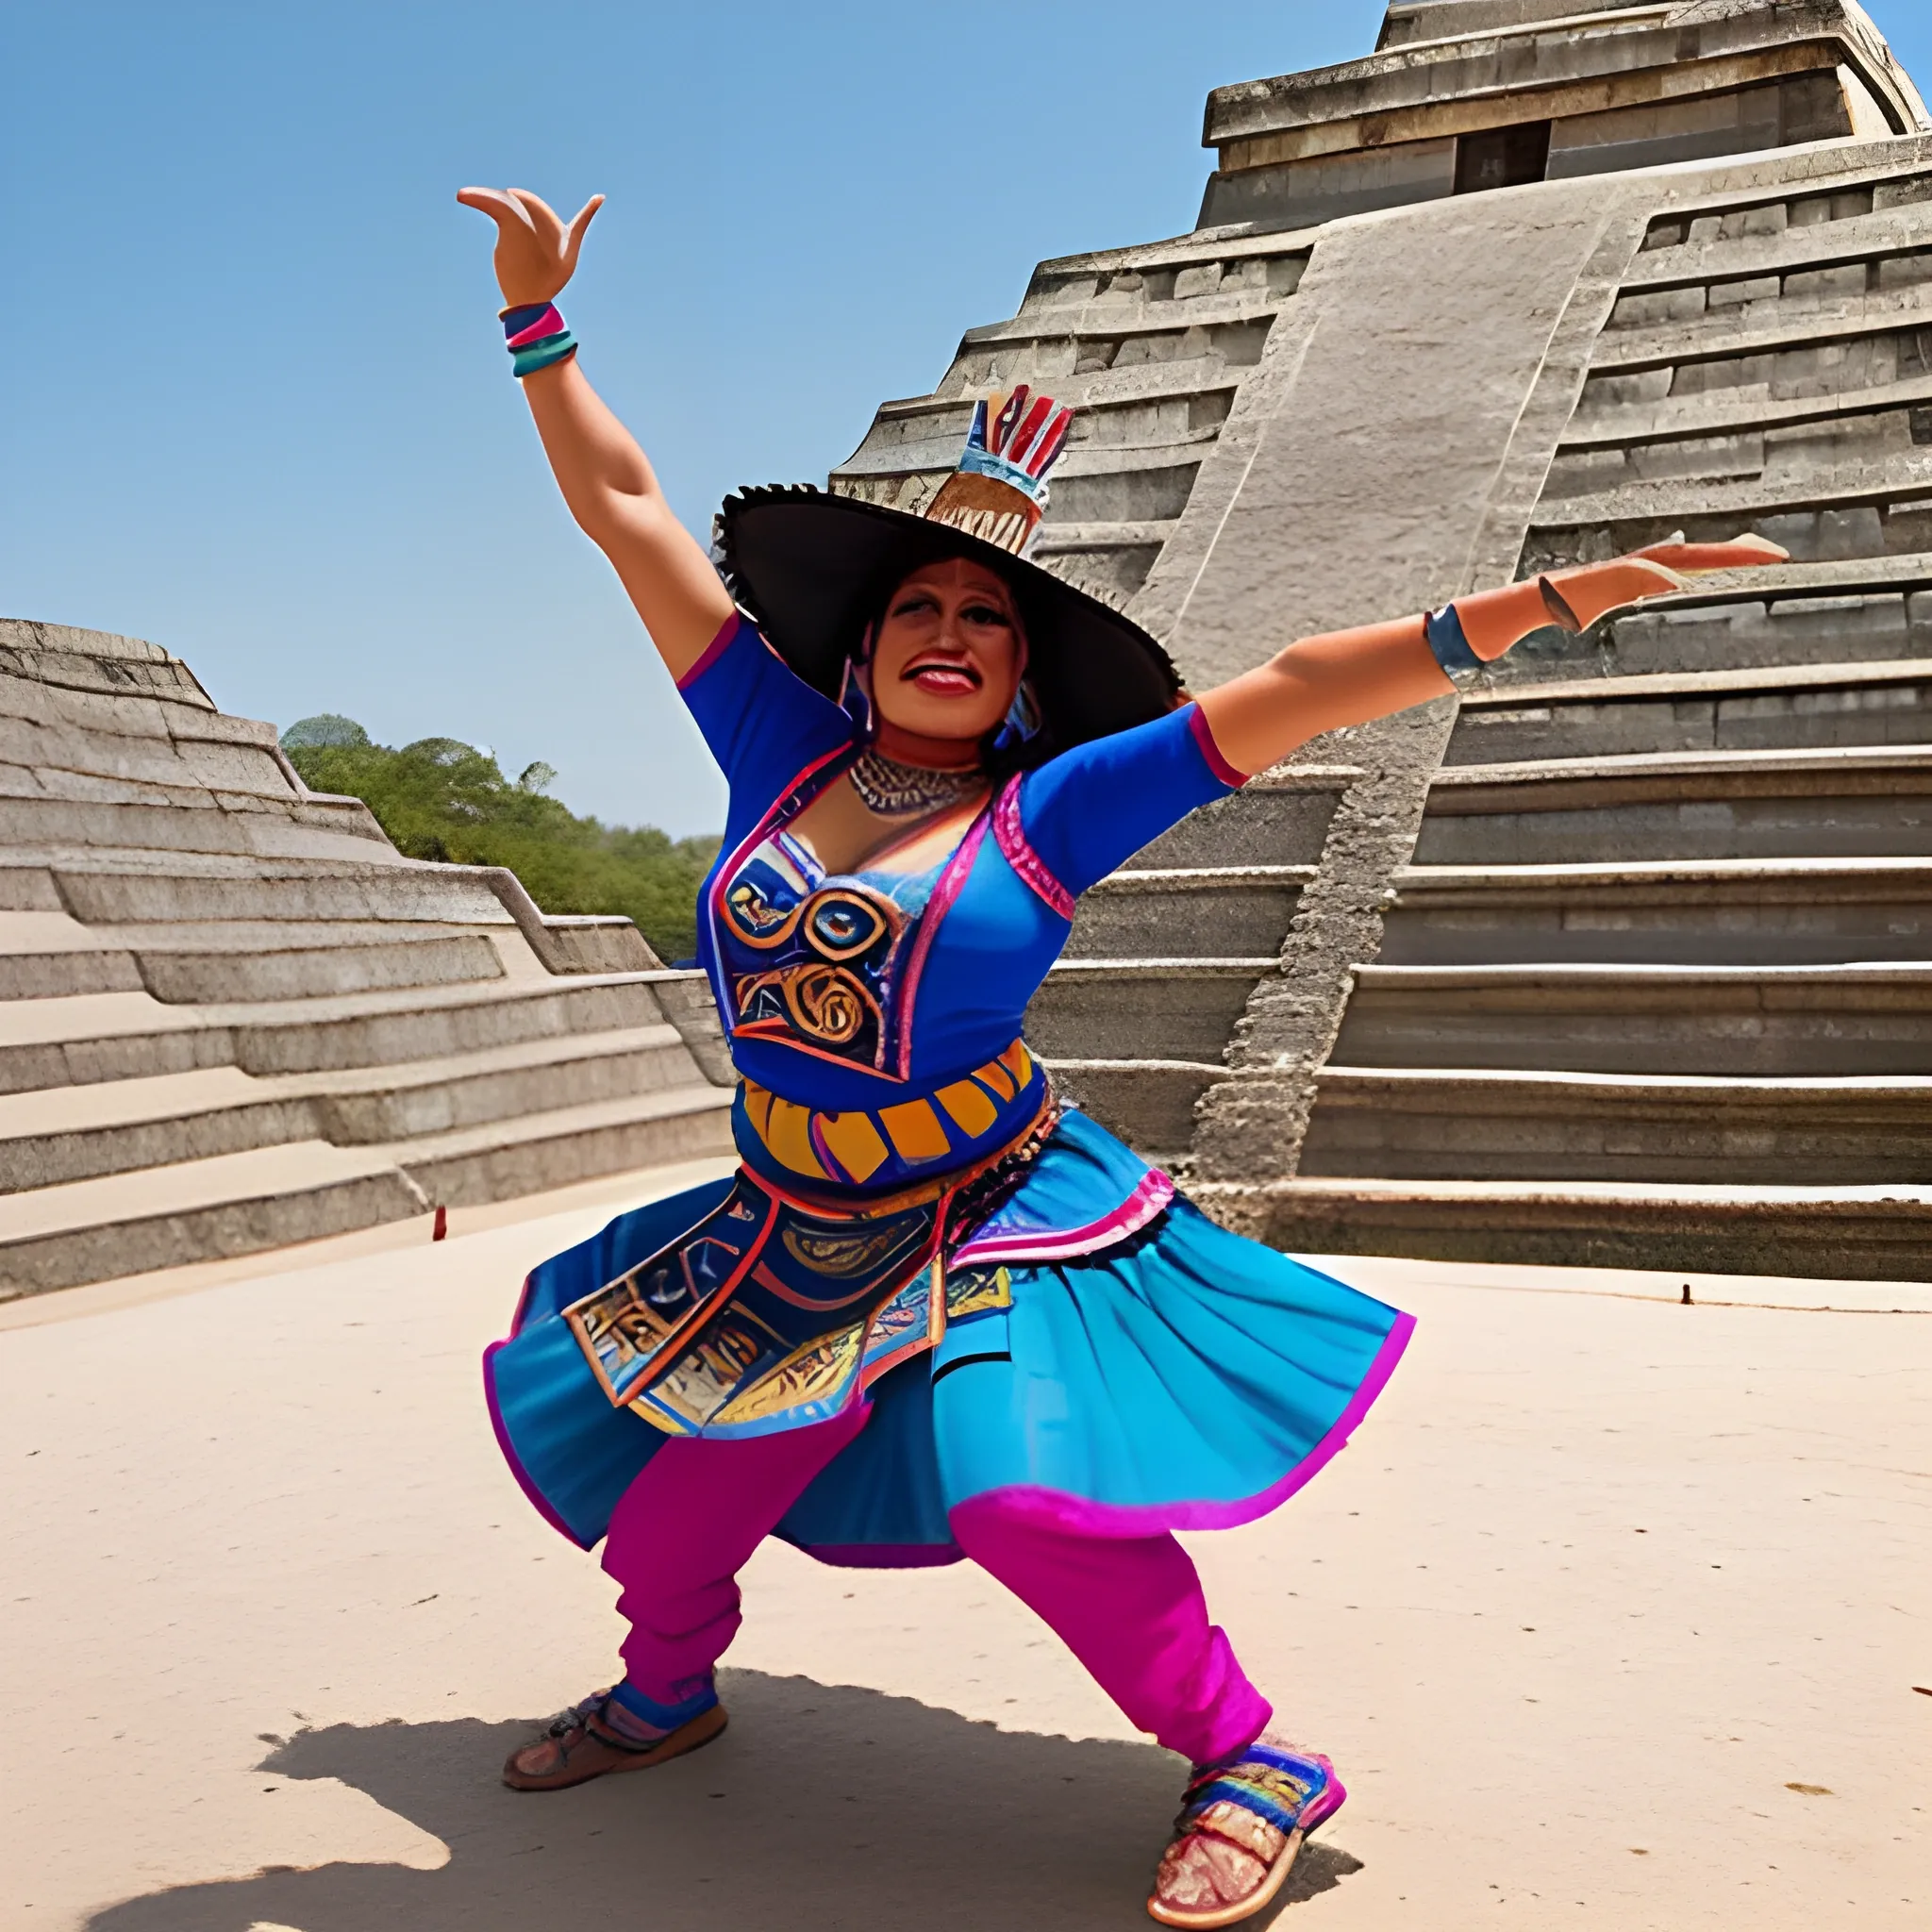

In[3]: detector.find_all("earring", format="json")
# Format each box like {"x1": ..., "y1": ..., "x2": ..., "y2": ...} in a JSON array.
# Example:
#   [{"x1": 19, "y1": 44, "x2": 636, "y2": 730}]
[{"x1": 839, "y1": 631, "x2": 876, "y2": 740}]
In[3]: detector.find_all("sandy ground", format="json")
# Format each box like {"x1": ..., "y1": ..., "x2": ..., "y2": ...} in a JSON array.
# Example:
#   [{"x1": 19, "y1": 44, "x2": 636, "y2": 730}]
[{"x1": 2, "y1": 1163, "x2": 1928, "y2": 1932}]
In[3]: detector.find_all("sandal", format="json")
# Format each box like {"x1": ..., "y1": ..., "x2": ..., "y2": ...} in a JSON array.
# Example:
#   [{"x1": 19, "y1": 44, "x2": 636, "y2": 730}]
[
  {"x1": 501, "y1": 1689, "x2": 728, "y2": 1791},
  {"x1": 1146, "y1": 1742, "x2": 1346, "y2": 1928}
]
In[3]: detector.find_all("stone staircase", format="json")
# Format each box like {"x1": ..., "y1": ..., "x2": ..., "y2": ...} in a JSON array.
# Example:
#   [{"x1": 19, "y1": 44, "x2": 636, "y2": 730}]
[
  {"x1": 0, "y1": 621, "x2": 732, "y2": 1298},
  {"x1": 838, "y1": 220, "x2": 1362, "y2": 1158},
  {"x1": 1269, "y1": 154, "x2": 1932, "y2": 1274}
]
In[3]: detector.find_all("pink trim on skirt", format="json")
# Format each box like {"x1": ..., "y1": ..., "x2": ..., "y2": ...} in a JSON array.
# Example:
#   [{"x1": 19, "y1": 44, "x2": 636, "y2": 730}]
[{"x1": 954, "y1": 1310, "x2": 1417, "y2": 1538}]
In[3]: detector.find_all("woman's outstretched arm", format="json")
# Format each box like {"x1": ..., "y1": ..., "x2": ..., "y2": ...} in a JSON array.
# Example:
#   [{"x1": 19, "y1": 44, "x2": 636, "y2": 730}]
[
  {"x1": 458, "y1": 186, "x2": 733, "y2": 678},
  {"x1": 1193, "y1": 536, "x2": 1787, "y2": 778}
]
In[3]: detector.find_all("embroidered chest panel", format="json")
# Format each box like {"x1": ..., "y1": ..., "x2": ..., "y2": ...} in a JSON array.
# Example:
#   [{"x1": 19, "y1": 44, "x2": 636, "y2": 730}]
[{"x1": 711, "y1": 810, "x2": 978, "y2": 1081}]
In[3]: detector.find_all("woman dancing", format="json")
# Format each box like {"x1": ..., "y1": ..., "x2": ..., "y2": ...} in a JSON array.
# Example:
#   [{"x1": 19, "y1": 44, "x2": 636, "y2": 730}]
[{"x1": 461, "y1": 184, "x2": 1782, "y2": 1927}]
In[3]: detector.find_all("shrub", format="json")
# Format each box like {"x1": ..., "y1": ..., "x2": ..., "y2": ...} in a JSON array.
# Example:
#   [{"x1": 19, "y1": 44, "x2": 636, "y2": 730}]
[{"x1": 283, "y1": 730, "x2": 717, "y2": 960}]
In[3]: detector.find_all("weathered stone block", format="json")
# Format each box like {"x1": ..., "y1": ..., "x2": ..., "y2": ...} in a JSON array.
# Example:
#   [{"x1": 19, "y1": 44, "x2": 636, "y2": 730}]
[
  {"x1": 1707, "y1": 275, "x2": 1783, "y2": 309},
  {"x1": 1610, "y1": 287, "x2": 1709, "y2": 329}
]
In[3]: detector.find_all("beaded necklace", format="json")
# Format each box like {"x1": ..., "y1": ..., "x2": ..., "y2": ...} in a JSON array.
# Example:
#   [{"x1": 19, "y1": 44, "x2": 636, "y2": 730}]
[{"x1": 848, "y1": 747, "x2": 985, "y2": 817}]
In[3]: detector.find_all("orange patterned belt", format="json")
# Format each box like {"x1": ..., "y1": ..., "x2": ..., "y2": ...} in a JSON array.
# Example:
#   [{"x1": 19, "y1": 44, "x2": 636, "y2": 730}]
[{"x1": 740, "y1": 1039, "x2": 1041, "y2": 1191}]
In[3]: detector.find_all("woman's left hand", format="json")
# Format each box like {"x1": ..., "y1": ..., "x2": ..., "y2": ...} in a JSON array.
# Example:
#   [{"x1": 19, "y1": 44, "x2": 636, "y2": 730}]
[
  {"x1": 456, "y1": 185, "x2": 604, "y2": 308},
  {"x1": 1632, "y1": 532, "x2": 1790, "y2": 575},
  {"x1": 1534, "y1": 529, "x2": 1789, "y2": 635}
]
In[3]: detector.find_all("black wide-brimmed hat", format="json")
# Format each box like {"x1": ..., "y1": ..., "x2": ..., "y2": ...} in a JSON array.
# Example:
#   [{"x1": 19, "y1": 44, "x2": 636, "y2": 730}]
[{"x1": 716, "y1": 388, "x2": 1181, "y2": 754}]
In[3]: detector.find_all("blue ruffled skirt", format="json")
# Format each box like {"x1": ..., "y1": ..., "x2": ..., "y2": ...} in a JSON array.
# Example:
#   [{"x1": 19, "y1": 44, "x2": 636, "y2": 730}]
[{"x1": 486, "y1": 1110, "x2": 1413, "y2": 1561}]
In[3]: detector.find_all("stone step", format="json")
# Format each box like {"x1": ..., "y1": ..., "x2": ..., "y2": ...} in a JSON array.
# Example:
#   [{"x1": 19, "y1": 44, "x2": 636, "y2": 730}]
[
  {"x1": 0, "y1": 869, "x2": 63, "y2": 912},
  {"x1": 1446, "y1": 660, "x2": 1932, "y2": 766},
  {"x1": 1042, "y1": 1058, "x2": 1223, "y2": 1159},
  {"x1": 1381, "y1": 858, "x2": 1932, "y2": 967},
  {"x1": 0, "y1": 1024, "x2": 701, "y2": 1191},
  {"x1": 0, "y1": 974, "x2": 669, "y2": 1094},
  {"x1": 136, "y1": 933, "x2": 505, "y2": 1004},
  {"x1": 0, "y1": 736, "x2": 378, "y2": 816},
  {"x1": 310, "y1": 1024, "x2": 705, "y2": 1143},
  {"x1": 21, "y1": 914, "x2": 497, "y2": 953},
  {"x1": 1593, "y1": 588, "x2": 1932, "y2": 680},
  {"x1": 390, "y1": 1085, "x2": 735, "y2": 1210},
  {"x1": 1417, "y1": 748, "x2": 1932, "y2": 864},
  {"x1": 214, "y1": 974, "x2": 671, "y2": 1075},
  {"x1": 0, "y1": 932, "x2": 506, "y2": 1005},
  {"x1": 0, "y1": 948, "x2": 143, "y2": 1000},
  {"x1": 1524, "y1": 457, "x2": 1932, "y2": 569},
  {"x1": 7, "y1": 856, "x2": 652, "y2": 982},
  {"x1": 1, "y1": 616, "x2": 217, "y2": 692},
  {"x1": 0, "y1": 1080, "x2": 734, "y2": 1298},
  {"x1": 864, "y1": 356, "x2": 1245, "y2": 425},
  {"x1": 1560, "y1": 368, "x2": 1932, "y2": 458},
  {"x1": 0, "y1": 791, "x2": 391, "y2": 864},
  {"x1": 1602, "y1": 277, "x2": 1932, "y2": 373},
  {"x1": 1066, "y1": 867, "x2": 1312, "y2": 960},
  {"x1": 1591, "y1": 275, "x2": 1932, "y2": 381},
  {"x1": 1191, "y1": 1175, "x2": 1932, "y2": 1281},
  {"x1": 45, "y1": 861, "x2": 511, "y2": 926},
  {"x1": 0, "y1": 680, "x2": 278, "y2": 782},
  {"x1": 1542, "y1": 403, "x2": 1932, "y2": 519},
  {"x1": 1026, "y1": 958, "x2": 1272, "y2": 1064},
  {"x1": 1298, "y1": 1067, "x2": 1932, "y2": 1186},
  {"x1": 1619, "y1": 197, "x2": 1932, "y2": 297},
  {"x1": 1335, "y1": 962, "x2": 1932, "y2": 1076},
  {"x1": 956, "y1": 284, "x2": 1286, "y2": 352},
  {"x1": 0, "y1": 1141, "x2": 427, "y2": 1299}
]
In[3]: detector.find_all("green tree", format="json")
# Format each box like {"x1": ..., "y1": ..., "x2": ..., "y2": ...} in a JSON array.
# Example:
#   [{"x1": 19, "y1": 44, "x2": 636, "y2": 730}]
[
  {"x1": 284, "y1": 730, "x2": 717, "y2": 960},
  {"x1": 281, "y1": 712, "x2": 371, "y2": 749}
]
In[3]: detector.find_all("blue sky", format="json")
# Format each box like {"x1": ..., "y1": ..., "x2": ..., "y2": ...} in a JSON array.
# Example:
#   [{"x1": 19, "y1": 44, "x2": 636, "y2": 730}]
[{"x1": 7, "y1": 2, "x2": 1929, "y2": 834}]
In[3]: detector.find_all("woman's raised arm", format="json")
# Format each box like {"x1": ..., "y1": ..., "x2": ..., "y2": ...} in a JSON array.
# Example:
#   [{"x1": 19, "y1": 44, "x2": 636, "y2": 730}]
[
  {"x1": 458, "y1": 187, "x2": 734, "y2": 678},
  {"x1": 1192, "y1": 536, "x2": 1787, "y2": 777}
]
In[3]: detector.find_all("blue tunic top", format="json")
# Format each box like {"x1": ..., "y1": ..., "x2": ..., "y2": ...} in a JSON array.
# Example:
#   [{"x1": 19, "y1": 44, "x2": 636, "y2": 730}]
[
  {"x1": 485, "y1": 611, "x2": 1413, "y2": 1563},
  {"x1": 683, "y1": 613, "x2": 1237, "y2": 1191}
]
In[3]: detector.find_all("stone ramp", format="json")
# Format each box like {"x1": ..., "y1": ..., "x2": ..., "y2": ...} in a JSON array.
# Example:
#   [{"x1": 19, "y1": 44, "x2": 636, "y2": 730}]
[
  {"x1": 1268, "y1": 147, "x2": 1932, "y2": 1274},
  {"x1": 0, "y1": 621, "x2": 732, "y2": 1298}
]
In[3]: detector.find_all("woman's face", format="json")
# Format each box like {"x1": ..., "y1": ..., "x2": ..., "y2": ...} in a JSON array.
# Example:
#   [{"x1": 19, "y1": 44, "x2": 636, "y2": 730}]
[{"x1": 868, "y1": 557, "x2": 1024, "y2": 746}]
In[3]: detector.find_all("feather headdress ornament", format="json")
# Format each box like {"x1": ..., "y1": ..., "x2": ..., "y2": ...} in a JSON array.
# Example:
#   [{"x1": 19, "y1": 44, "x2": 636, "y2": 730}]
[{"x1": 923, "y1": 386, "x2": 1074, "y2": 557}]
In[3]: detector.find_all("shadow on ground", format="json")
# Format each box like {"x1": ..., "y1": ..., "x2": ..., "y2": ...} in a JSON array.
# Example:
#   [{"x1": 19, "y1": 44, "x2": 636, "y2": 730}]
[{"x1": 89, "y1": 1671, "x2": 1361, "y2": 1930}]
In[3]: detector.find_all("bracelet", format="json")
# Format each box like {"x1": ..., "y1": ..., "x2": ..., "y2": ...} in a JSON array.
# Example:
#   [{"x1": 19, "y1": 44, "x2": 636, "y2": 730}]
[
  {"x1": 501, "y1": 301, "x2": 577, "y2": 378},
  {"x1": 1423, "y1": 603, "x2": 1487, "y2": 691}
]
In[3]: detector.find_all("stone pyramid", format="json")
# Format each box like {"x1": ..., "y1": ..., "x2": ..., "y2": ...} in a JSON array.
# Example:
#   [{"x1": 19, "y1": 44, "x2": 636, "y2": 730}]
[
  {"x1": 0, "y1": 621, "x2": 731, "y2": 1297},
  {"x1": 837, "y1": 0, "x2": 1932, "y2": 1277}
]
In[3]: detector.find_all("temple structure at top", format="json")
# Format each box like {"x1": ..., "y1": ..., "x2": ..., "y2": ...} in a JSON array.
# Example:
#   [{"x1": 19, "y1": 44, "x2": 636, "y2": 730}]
[{"x1": 1199, "y1": 1, "x2": 1924, "y2": 231}]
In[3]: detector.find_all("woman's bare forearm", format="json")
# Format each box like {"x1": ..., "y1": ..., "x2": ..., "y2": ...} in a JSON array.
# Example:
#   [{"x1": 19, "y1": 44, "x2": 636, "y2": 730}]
[
  {"x1": 521, "y1": 357, "x2": 733, "y2": 676},
  {"x1": 1194, "y1": 616, "x2": 1444, "y2": 776},
  {"x1": 1191, "y1": 533, "x2": 1790, "y2": 777}
]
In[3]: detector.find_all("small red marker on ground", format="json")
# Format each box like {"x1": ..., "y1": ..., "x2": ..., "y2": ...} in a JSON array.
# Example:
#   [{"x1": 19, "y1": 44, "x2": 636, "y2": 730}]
[{"x1": 432, "y1": 1205, "x2": 448, "y2": 1241}]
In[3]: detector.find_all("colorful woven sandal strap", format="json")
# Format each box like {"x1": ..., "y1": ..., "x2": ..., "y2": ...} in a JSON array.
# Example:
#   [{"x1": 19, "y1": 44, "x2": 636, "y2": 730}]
[{"x1": 1183, "y1": 1744, "x2": 1337, "y2": 1838}]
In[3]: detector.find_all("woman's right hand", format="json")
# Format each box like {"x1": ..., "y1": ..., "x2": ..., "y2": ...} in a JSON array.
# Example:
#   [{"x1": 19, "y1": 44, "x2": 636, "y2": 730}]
[{"x1": 455, "y1": 186, "x2": 604, "y2": 307}]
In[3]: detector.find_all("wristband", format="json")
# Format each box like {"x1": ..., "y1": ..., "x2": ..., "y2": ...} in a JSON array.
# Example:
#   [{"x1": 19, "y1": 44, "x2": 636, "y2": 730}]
[
  {"x1": 1423, "y1": 603, "x2": 1486, "y2": 691},
  {"x1": 501, "y1": 301, "x2": 577, "y2": 378}
]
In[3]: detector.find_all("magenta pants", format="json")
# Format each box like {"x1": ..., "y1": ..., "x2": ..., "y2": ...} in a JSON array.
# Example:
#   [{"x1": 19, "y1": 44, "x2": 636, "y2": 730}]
[{"x1": 600, "y1": 1406, "x2": 1272, "y2": 1766}]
